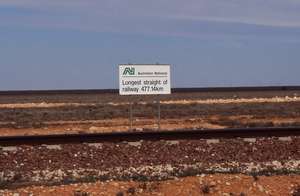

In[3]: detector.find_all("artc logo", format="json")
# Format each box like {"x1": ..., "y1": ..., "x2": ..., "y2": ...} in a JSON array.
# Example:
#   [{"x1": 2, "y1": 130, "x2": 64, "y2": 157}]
[{"x1": 123, "y1": 67, "x2": 135, "y2": 76}]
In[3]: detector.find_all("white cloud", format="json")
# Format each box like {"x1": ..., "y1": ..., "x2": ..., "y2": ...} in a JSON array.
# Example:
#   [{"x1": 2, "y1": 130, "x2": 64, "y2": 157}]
[{"x1": 1, "y1": 0, "x2": 300, "y2": 35}]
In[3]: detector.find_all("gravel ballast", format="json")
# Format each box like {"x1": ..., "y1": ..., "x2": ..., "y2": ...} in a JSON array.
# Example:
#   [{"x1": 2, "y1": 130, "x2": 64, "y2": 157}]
[{"x1": 0, "y1": 136, "x2": 299, "y2": 187}]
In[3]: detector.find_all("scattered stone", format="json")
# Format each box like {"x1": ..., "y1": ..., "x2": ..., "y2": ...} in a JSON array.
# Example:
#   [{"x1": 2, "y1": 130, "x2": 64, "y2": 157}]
[
  {"x1": 166, "y1": 140, "x2": 179, "y2": 145},
  {"x1": 258, "y1": 184, "x2": 264, "y2": 192},
  {"x1": 272, "y1": 160, "x2": 282, "y2": 167},
  {"x1": 278, "y1": 137, "x2": 292, "y2": 142},
  {"x1": 89, "y1": 126, "x2": 100, "y2": 131},
  {"x1": 2, "y1": 146, "x2": 18, "y2": 152},
  {"x1": 244, "y1": 138, "x2": 256, "y2": 143},
  {"x1": 44, "y1": 145, "x2": 62, "y2": 150},
  {"x1": 206, "y1": 139, "x2": 220, "y2": 144},
  {"x1": 210, "y1": 181, "x2": 216, "y2": 186},
  {"x1": 128, "y1": 141, "x2": 142, "y2": 147},
  {"x1": 225, "y1": 182, "x2": 231, "y2": 186},
  {"x1": 111, "y1": 182, "x2": 119, "y2": 186},
  {"x1": 87, "y1": 143, "x2": 103, "y2": 148},
  {"x1": 135, "y1": 128, "x2": 143, "y2": 131}
]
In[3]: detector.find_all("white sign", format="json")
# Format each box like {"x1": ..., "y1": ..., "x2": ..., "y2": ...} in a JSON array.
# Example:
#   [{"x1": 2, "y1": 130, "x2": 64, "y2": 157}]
[{"x1": 119, "y1": 64, "x2": 171, "y2": 95}]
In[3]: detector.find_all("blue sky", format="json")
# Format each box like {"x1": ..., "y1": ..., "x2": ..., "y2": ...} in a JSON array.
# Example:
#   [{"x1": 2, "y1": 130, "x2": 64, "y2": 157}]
[{"x1": 0, "y1": 0, "x2": 300, "y2": 90}]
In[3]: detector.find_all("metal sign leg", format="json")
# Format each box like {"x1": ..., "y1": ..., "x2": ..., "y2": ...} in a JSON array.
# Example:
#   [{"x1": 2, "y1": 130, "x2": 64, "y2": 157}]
[
  {"x1": 130, "y1": 101, "x2": 133, "y2": 131},
  {"x1": 157, "y1": 97, "x2": 161, "y2": 130}
]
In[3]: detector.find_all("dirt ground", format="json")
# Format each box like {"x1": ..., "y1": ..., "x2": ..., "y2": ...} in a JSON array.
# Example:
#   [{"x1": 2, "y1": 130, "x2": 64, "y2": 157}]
[
  {"x1": 1, "y1": 116, "x2": 300, "y2": 136},
  {"x1": 1, "y1": 174, "x2": 300, "y2": 196},
  {"x1": 0, "y1": 95, "x2": 300, "y2": 136},
  {"x1": 1, "y1": 90, "x2": 300, "y2": 195}
]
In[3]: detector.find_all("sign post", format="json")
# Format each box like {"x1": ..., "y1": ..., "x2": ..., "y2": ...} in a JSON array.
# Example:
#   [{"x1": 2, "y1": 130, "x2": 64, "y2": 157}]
[
  {"x1": 119, "y1": 64, "x2": 171, "y2": 130},
  {"x1": 157, "y1": 96, "x2": 161, "y2": 129},
  {"x1": 129, "y1": 101, "x2": 133, "y2": 130}
]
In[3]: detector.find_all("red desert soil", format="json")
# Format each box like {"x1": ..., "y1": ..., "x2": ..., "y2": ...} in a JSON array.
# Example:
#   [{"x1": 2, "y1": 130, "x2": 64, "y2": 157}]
[
  {"x1": 1, "y1": 174, "x2": 300, "y2": 196},
  {"x1": 0, "y1": 117, "x2": 226, "y2": 136},
  {"x1": 0, "y1": 115, "x2": 300, "y2": 136},
  {"x1": 1, "y1": 96, "x2": 300, "y2": 136},
  {"x1": 1, "y1": 116, "x2": 299, "y2": 136}
]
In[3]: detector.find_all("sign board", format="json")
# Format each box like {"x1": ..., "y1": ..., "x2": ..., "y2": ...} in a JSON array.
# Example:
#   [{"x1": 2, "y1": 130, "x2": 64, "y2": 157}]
[{"x1": 119, "y1": 64, "x2": 171, "y2": 95}]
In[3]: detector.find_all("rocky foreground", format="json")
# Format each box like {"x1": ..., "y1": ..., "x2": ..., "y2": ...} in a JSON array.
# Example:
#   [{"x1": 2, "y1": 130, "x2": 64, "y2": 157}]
[{"x1": 0, "y1": 136, "x2": 299, "y2": 188}]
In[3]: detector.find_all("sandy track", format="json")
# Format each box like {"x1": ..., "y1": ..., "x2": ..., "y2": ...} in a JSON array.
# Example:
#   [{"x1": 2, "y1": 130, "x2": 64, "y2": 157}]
[
  {"x1": 0, "y1": 96, "x2": 299, "y2": 108},
  {"x1": 0, "y1": 118, "x2": 225, "y2": 136}
]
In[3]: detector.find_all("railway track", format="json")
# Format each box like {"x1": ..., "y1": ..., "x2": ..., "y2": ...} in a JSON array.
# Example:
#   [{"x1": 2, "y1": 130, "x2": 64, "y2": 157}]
[
  {"x1": 0, "y1": 86, "x2": 300, "y2": 96},
  {"x1": 0, "y1": 127, "x2": 299, "y2": 146}
]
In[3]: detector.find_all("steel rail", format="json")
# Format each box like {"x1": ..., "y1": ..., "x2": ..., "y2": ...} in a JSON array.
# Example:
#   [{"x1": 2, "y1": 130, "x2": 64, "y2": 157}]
[
  {"x1": 0, "y1": 127, "x2": 299, "y2": 146},
  {"x1": 0, "y1": 86, "x2": 300, "y2": 96}
]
